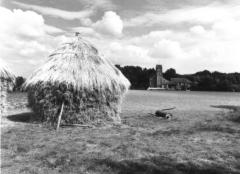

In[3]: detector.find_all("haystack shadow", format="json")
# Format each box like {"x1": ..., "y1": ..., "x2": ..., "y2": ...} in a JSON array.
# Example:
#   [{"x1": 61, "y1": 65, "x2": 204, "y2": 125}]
[{"x1": 7, "y1": 112, "x2": 40, "y2": 123}]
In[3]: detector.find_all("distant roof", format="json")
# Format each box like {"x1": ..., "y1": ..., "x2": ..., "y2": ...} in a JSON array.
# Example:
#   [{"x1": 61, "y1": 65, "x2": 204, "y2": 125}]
[{"x1": 170, "y1": 78, "x2": 191, "y2": 84}]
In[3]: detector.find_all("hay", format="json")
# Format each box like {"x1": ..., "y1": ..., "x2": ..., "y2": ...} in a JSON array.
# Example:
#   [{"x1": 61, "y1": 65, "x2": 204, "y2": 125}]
[
  {"x1": 0, "y1": 89, "x2": 7, "y2": 115},
  {"x1": 25, "y1": 35, "x2": 130, "y2": 125},
  {"x1": 0, "y1": 59, "x2": 15, "y2": 83},
  {"x1": 0, "y1": 59, "x2": 15, "y2": 114}
]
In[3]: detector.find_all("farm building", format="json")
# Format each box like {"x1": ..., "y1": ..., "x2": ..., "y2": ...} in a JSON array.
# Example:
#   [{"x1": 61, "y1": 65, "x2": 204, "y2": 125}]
[
  {"x1": 169, "y1": 78, "x2": 192, "y2": 90},
  {"x1": 0, "y1": 59, "x2": 15, "y2": 114},
  {"x1": 25, "y1": 34, "x2": 130, "y2": 125}
]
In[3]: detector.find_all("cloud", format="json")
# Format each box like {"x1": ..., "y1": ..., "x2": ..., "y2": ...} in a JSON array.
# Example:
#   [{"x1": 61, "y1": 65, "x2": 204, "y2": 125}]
[
  {"x1": 150, "y1": 39, "x2": 185, "y2": 59},
  {"x1": 85, "y1": 16, "x2": 240, "y2": 73},
  {"x1": 124, "y1": 3, "x2": 240, "y2": 27},
  {"x1": 130, "y1": 30, "x2": 172, "y2": 46},
  {"x1": 71, "y1": 27, "x2": 98, "y2": 37},
  {"x1": 80, "y1": 0, "x2": 116, "y2": 11},
  {"x1": 12, "y1": 1, "x2": 94, "y2": 23},
  {"x1": 107, "y1": 42, "x2": 153, "y2": 65},
  {"x1": 2, "y1": 0, "x2": 240, "y2": 76},
  {"x1": 93, "y1": 11, "x2": 123, "y2": 36},
  {"x1": 190, "y1": 25, "x2": 206, "y2": 35},
  {"x1": 71, "y1": 11, "x2": 123, "y2": 37},
  {"x1": 0, "y1": 7, "x2": 44, "y2": 38},
  {"x1": 212, "y1": 18, "x2": 240, "y2": 39},
  {"x1": 44, "y1": 25, "x2": 65, "y2": 34},
  {"x1": 0, "y1": 6, "x2": 66, "y2": 76}
]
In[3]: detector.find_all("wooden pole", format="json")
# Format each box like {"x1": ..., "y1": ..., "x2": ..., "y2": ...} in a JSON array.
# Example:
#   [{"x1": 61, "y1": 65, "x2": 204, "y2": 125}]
[
  {"x1": 56, "y1": 102, "x2": 64, "y2": 131},
  {"x1": 160, "y1": 107, "x2": 176, "y2": 111}
]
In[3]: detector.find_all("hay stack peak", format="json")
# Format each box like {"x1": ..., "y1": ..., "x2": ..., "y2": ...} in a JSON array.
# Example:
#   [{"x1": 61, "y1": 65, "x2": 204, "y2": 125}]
[
  {"x1": 26, "y1": 36, "x2": 130, "y2": 93},
  {"x1": 0, "y1": 59, "x2": 15, "y2": 82},
  {"x1": 25, "y1": 35, "x2": 130, "y2": 125}
]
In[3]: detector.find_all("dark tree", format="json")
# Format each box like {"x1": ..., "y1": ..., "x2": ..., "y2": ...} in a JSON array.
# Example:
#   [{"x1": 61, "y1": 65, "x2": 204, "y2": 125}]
[
  {"x1": 163, "y1": 68, "x2": 177, "y2": 80},
  {"x1": 115, "y1": 65, "x2": 240, "y2": 92},
  {"x1": 14, "y1": 76, "x2": 26, "y2": 91},
  {"x1": 115, "y1": 65, "x2": 155, "y2": 89}
]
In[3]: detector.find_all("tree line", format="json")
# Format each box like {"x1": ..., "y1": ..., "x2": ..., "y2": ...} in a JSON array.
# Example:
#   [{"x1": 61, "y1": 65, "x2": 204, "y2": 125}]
[
  {"x1": 115, "y1": 65, "x2": 240, "y2": 92},
  {"x1": 13, "y1": 66, "x2": 240, "y2": 92}
]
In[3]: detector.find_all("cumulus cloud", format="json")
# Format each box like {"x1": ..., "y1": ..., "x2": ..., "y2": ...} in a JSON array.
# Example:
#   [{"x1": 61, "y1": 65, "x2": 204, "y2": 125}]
[
  {"x1": 2, "y1": 1, "x2": 240, "y2": 76},
  {"x1": 190, "y1": 25, "x2": 206, "y2": 35},
  {"x1": 82, "y1": 37, "x2": 158, "y2": 68},
  {"x1": 107, "y1": 42, "x2": 153, "y2": 65},
  {"x1": 93, "y1": 11, "x2": 123, "y2": 36},
  {"x1": 0, "y1": 7, "x2": 44, "y2": 38},
  {"x1": 44, "y1": 25, "x2": 65, "y2": 34},
  {"x1": 150, "y1": 39, "x2": 185, "y2": 59},
  {"x1": 120, "y1": 1, "x2": 240, "y2": 73},
  {"x1": 0, "y1": 6, "x2": 66, "y2": 76},
  {"x1": 0, "y1": 6, "x2": 124, "y2": 76}
]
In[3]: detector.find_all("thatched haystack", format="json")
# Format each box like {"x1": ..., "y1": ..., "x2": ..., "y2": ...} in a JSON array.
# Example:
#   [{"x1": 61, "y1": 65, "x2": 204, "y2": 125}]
[
  {"x1": 0, "y1": 59, "x2": 15, "y2": 114},
  {"x1": 25, "y1": 35, "x2": 130, "y2": 125}
]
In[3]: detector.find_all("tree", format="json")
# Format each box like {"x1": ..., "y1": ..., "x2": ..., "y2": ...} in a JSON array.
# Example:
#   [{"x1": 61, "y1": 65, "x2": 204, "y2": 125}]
[
  {"x1": 14, "y1": 76, "x2": 26, "y2": 91},
  {"x1": 115, "y1": 65, "x2": 240, "y2": 92},
  {"x1": 115, "y1": 65, "x2": 155, "y2": 89},
  {"x1": 163, "y1": 68, "x2": 177, "y2": 80}
]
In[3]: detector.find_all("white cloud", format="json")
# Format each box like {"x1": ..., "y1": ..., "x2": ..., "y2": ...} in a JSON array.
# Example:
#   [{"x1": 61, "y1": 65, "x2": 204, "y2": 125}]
[
  {"x1": 80, "y1": 0, "x2": 116, "y2": 11},
  {"x1": 0, "y1": 6, "x2": 66, "y2": 76},
  {"x1": 0, "y1": 7, "x2": 44, "y2": 38},
  {"x1": 12, "y1": 1, "x2": 94, "y2": 23},
  {"x1": 124, "y1": 3, "x2": 240, "y2": 27},
  {"x1": 130, "y1": 30, "x2": 172, "y2": 46},
  {"x1": 106, "y1": 42, "x2": 156, "y2": 66},
  {"x1": 71, "y1": 26, "x2": 100, "y2": 38},
  {"x1": 44, "y1": 25, "x2": 65, "y2": 34},
  {"x1": 150, "y1": 39, "x2": 185, "y2": 59},
  {"x1": 2, "y1": 1, "x2": 240, "y2": 76},
  {"x1": 93, "y1": 11, "x2": 123, "y2": 36},
  {"x1": 212, "y1": 19, "x2": 240, "y2": 39},
  {"x1": 190, "y1": 25, "x2": 206, "y2": 35}
]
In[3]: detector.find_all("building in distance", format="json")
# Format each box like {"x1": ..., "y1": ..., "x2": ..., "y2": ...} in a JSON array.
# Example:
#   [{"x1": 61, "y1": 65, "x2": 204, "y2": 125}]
[{"x1": 148, "y1": 65, "x2": 191, "y2": 91}]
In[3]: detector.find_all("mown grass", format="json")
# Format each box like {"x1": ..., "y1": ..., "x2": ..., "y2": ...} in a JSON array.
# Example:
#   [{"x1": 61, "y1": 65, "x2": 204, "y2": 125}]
[
  {"x1": 211, "y1": 105, "x2": 240, "y2": 123},
  {"x1": 1, "y1": 94, "x2": 240, "y2": 174}
]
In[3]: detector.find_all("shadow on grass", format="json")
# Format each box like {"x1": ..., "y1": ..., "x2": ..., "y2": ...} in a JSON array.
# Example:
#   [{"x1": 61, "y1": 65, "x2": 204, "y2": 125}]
[
  {"x1": 211, "y1": 105, "x2": 240, "y2": 123},
  {"x1": 88, "y1": 156, "x2": 238, "y2": 174},
  {"x1": 7, "y1": 112, "x2": 40, "y2": 123}
]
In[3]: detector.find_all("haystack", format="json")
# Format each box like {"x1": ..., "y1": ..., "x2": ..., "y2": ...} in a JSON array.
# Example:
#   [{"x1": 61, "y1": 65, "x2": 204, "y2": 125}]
[
  {"x1": 0, "y1": 59, "x2": 15, "y2": 114},
  {"x1": 25, "y1": 35, "x2": 130, "y2": 125}
]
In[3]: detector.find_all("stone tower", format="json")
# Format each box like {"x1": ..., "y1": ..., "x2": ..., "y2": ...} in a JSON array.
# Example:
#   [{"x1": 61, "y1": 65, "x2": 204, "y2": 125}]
[{"x1": 156, "y1": 64, "x2": 163, "y2": 87}]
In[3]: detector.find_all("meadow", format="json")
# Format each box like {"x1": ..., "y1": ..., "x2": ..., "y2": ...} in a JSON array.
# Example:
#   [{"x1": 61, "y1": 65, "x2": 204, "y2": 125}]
[{"x1": 1, "y1": 90, "x2": 240, "y2": 174}]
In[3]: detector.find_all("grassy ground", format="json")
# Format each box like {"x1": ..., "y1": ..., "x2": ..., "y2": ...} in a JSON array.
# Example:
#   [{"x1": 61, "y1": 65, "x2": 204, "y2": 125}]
[{"x1": 1, "y1": 93, "x2": 240, "y2": 174}]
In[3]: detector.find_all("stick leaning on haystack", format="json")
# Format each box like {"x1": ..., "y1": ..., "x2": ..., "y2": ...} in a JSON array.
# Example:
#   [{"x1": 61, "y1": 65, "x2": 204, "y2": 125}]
[{"x1": 56, "y1": 102, "x2": 64, "y2": 131}]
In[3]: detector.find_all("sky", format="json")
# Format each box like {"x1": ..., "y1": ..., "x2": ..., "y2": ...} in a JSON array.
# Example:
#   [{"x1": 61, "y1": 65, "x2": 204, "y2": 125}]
[{"x1": 1, "y1": 0, "x2": 240, "y2": 77}]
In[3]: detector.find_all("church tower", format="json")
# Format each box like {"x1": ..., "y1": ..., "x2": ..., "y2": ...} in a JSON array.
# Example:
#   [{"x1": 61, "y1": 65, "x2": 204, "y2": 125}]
[{"x1": 156, "y1": 64, "x2": 163, "y2": 87}]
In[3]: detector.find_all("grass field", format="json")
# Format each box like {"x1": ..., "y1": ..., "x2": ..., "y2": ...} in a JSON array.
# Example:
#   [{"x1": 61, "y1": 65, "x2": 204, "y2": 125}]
[{"x1": 1, "y1": 91, "x2": 240, "y2": 174}]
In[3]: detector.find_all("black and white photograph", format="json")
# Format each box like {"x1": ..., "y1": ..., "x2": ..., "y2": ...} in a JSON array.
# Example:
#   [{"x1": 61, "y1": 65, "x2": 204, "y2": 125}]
[{"x1": 1, "y1": 0, "x2": 240, "y2": 173}]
